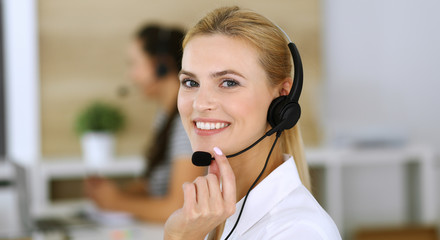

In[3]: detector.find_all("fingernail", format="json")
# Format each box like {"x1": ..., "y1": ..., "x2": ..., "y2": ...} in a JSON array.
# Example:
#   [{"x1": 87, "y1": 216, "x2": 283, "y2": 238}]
[{"x1": 213, "y1": 147, "x2": 223, "y2": 156}]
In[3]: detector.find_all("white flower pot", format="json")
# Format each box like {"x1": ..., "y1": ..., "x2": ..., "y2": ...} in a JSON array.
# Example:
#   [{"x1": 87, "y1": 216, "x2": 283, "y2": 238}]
[{"x1": 81, "y1": 132, "x2": 115, "y2": 169}]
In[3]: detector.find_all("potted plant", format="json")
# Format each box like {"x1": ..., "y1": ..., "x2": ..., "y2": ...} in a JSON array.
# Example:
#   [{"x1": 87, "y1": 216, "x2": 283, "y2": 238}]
[{"x1": 75, "y1": 102, "x2": 125, "y2": 168}]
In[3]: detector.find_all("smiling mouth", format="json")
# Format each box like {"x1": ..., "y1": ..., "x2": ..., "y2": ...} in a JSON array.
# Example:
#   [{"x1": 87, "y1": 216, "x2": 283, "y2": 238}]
[{"x1": 194, "y1": 121, "x2": 230, "y2": 130}]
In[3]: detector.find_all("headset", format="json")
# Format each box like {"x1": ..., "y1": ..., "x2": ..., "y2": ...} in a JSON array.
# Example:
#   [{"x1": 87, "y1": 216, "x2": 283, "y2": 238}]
[
  {"x1": 155, "y1": 28, "x2": 172, "y2": 78},
  {"x1": 266, "y1": 26, "x2": 303, "y2": 135}
]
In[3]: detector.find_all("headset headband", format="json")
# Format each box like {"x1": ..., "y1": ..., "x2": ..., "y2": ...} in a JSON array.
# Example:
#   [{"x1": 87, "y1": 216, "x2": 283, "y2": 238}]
[{"x1": 274, "y1": 24, "x2": 303, "y2": 103}]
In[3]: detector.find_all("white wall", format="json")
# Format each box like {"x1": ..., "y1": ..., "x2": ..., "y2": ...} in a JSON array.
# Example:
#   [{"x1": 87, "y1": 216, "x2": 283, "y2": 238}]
[
  {"x1": 322, "y1": 0, "x2": 440, "y2": 238},
  {"x1": 3, "y1": 0, "x2": 40, "y2": 164},
  {"x1": 322, "y1": 0, "x2": 440, "y2": 148}
]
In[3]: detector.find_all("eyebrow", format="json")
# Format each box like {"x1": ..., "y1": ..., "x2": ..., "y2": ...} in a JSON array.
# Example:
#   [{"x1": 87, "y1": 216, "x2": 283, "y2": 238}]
[
  {"x1": 178, "y1": 70, "x2": 196, "y2": 78},
  {"x1": 178, "y1": 69, "x2": 246, "y2": 79}
]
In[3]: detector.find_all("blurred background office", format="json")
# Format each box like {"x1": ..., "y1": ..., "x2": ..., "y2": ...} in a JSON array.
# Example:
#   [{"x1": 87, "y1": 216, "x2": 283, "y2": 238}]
[{"x1": 0, "y1": 0, "x2": 439, "y2": 240}]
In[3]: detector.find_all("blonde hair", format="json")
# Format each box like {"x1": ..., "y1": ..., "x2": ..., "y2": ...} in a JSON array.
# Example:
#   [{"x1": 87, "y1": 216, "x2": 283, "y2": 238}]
[{"x1": 183, "y1": 6, "x2": 311, "y2": 190}]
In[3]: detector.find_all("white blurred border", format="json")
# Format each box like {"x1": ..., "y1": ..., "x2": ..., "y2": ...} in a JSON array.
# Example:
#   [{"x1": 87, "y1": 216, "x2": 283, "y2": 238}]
[{"x1": 3, "y1": 0, "x2": 40, "y2": 164}]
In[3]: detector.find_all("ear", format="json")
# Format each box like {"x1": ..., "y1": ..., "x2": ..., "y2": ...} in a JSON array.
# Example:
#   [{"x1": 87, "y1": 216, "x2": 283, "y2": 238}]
[{"x1": 279, "y1": 77, "x2": 293, "y2": 97}]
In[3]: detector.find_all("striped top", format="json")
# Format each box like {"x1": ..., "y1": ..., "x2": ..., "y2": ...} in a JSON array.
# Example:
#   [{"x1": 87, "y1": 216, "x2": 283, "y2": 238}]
[{"x1": 146, "y1": 111, "x2": 193, "y2": 196}]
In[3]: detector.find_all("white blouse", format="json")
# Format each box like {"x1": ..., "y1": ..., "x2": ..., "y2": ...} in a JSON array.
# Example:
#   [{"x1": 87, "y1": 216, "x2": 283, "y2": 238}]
[{"x1": 216, "y1": 155, "x2": 341, "y2": 240}]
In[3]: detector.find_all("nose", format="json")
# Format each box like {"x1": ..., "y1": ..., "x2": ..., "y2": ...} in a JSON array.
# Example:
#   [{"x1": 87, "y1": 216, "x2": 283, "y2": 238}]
[{"x1": 193, "y1": 84, "x2": 217, "y2": 112}]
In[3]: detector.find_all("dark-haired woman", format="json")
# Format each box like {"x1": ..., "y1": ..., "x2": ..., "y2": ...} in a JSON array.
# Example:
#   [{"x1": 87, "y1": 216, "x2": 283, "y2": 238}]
[{"x1": 85, "y1": 25, "x2": 206, "y2": 223}]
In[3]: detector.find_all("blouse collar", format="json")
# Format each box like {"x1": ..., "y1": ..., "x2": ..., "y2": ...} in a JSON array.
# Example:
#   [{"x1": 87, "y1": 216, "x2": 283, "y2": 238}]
[{"x1": 221, "y1": 154, "x2": 303, "y2": 238}]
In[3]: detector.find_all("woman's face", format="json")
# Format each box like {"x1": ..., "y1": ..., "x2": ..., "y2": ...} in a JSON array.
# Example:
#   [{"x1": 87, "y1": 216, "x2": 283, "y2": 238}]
[
  {"x1": 127, "y1": 40, "x2": 159, "y2": 98},
  {"x1": 178, "y1": 34, "x2": 278, "y2": 155}
]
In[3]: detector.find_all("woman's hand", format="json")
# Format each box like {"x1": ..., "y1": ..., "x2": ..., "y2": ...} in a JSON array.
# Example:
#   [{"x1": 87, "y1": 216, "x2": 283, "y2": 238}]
[
  {"x1": 164, "y1": 147, "x2": 237, "y2": 240},
  {"x1": 84, "y1": 176, "x2": 124, "y2": 210}
]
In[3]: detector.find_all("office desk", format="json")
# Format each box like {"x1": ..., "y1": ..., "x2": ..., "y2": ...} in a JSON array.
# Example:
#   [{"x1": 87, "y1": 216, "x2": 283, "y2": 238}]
[
  {"x1": 3, "y1": 216, "x2": 164, "y2": 240},
  {"x1": 1, "y1": 223, "x2": 163, "y2": 240},
  {"x1": 0, "y1": 186, "x2": 164, "y2": 240},
  {"x1": 64, "y1": 222, "x2": 164, "y2": 240},
  {"x1": 1, "y1": 158, "x2": 165, "y2": 240}
]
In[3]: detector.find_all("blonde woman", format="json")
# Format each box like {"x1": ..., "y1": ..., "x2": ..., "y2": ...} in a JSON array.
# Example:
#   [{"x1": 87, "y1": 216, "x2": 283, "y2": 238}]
[{"x1": 164, "y1": 6, "x2": 341, "y2": 240}]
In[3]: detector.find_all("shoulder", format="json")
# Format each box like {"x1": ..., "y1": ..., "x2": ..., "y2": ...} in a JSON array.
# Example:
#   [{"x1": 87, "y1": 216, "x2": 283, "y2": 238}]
[
  {"x1": 260, "y1": 186, "x2": 341, "y2": 240},
  {"x1": 260, "y1": 221, "x2": 331, "y2": 240}
]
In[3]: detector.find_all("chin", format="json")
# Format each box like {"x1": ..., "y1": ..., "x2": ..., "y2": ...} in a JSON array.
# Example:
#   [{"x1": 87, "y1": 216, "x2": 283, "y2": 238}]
[
  {"x1": 189, "y1": 128, "x2": 250, "y2": 156},
  {"x1": 191, "y1": 141, "x2": 215, "y2": 154}
]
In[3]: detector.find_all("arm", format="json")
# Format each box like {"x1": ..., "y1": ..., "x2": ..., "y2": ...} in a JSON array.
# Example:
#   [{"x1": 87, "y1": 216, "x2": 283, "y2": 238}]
[
  {"x1": 103, "y1": 156, "x2": 206, "y2": 223},
  {"x1": 123, "y1": 178, "x2": 148, "y2": 195}
]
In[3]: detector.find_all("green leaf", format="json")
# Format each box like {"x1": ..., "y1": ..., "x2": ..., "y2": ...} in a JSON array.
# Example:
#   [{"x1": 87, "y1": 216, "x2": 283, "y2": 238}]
[{"x1": 74, "y1": 101, "x2": 125, "y2": 135}]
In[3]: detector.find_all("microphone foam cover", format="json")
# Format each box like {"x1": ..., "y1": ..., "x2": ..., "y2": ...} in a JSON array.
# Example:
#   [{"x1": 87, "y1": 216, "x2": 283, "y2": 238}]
[{"x1": 192, "y1": 151, "x2": 213, "y2": 166}]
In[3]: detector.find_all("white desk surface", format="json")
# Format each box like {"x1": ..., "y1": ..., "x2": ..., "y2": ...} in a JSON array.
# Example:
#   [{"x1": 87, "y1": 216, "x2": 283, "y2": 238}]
[
  {"x1": 64, "y1": 222, "x2": 164, "y2": 240},
  {"x1": 0, "y1": 187, "x2": 164, "y2": 240}
]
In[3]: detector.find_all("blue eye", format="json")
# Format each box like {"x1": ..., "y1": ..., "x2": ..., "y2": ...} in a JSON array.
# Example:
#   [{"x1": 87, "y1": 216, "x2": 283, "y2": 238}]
[
  {"x1": 181, "y1": 79, "x2": 199, "y2": 88},
  {"x1": 221, "y1": 79, "x2": 239, "y2": 88}
]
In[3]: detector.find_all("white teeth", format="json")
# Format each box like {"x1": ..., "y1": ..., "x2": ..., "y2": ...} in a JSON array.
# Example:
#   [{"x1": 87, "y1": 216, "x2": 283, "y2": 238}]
[{"x1": 195, "y1": 121, "x2": 229, "y2": 130}]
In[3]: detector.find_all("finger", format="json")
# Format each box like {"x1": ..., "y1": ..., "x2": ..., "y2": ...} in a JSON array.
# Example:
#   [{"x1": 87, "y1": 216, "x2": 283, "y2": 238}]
[
  {"x1": 85, "y1": 177, "x2": 95, "y2": 186},
  {"x1": 212, "y1": 147, "x2": 236, "y2": 204},
  {"x1": 87, "y1": 176, "x2": 103, "y2": 186},
  {"x1": 193, "y1": 177, "x2": 209, "y2": 208},
  {"x1": 83, "y1": 179, "x2": 96, "y2": 196},
  {"x1": 100, "y1": 177, "x2": 112, "y2": 184},
  {"x1": 85, "y1": 186, "x2": 97, "y2": 200},
  {"x1": 83, "y1": 183, "x2": 93, "y2": 198},
  {"x1": 208, "y1": 159, "x2": 220, "y2": 180},
  {"x1": 182, "y1": 182, "x2": 196, "y2": 210},
  {"x1": 206, "y1": 173, "x2": 221, "y2": 200}
]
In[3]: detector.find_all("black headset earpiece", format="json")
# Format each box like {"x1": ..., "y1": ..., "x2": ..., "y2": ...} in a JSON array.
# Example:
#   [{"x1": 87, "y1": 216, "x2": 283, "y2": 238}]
[
  {"x1": 156, "y1": 63, "x2": 169, "y2": 78},
  {"x1": 156, "y1": 28, "x2": 172, "y2": 78},
  {"x1": 266, "y1": 40, "x2": 303, "y2": 134},
  {"x1": 267, "y1": 96, "x2": 301, "y2": 131}
]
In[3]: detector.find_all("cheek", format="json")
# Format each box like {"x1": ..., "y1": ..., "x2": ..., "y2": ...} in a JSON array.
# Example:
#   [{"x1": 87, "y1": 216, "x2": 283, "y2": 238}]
[
  {"x1": 130, "y1": 65, "x2": 144, "y2": 81},
  {"x1": 225, "y1": 91, "x2": 272, "y2": 143},
  {"x1": 177, "y1": 90, "x2": 193, "y2": 128},
  {"x1": 141, "y1": 64, "x2": 155, "y2": 80},
  {"x1": 132, "y1": 58, "x2": 156, "y2": 82},
  {"x1": 230, "y1": 92, "x2": 270, "y2": 126}
]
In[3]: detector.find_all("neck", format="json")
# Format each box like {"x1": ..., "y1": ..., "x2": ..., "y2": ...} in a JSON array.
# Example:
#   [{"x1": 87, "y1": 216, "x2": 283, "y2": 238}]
[{"x1": 228, "y1": 132, "x2": 284, "y2": 202}]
